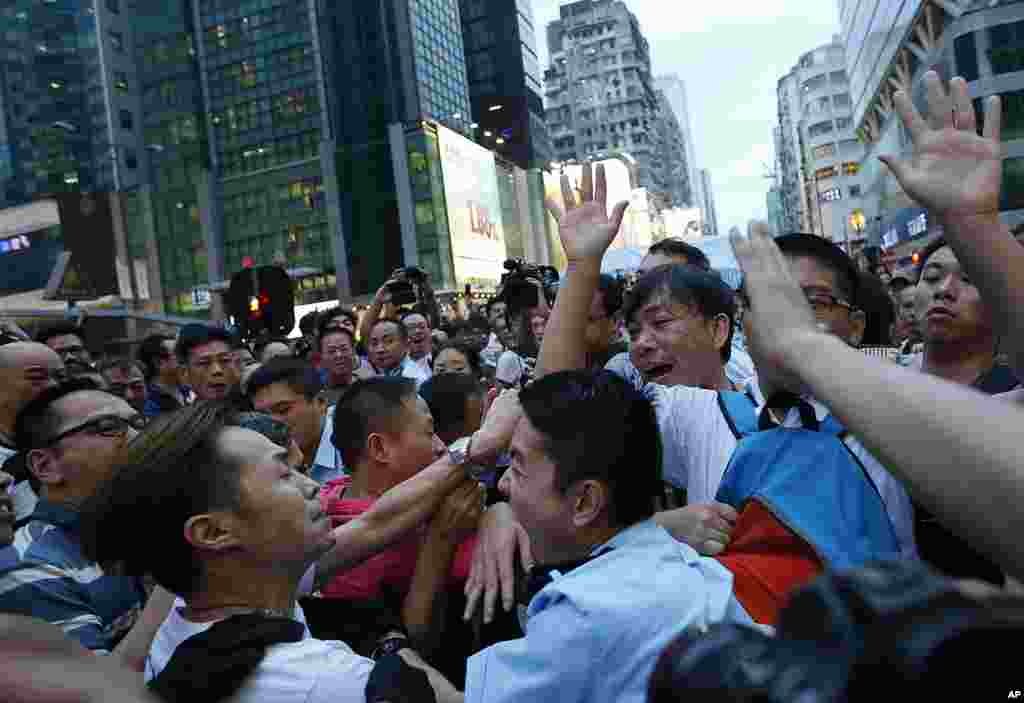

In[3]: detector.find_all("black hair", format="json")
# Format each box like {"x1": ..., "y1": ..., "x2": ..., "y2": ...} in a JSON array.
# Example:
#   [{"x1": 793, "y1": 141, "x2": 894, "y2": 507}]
[
  {"x1": 857, "y1": 272, "x2": 895, "y2": 347},
  {"x1": 175, "y1": 324, "x2": 236, "y2": 365},
  {"x1": 246, "y1": 358, "x2": 323, "y2": 401},
  {"x1": 138, "y1": 334, "x2": 174, "y2": 381},
  {"x1": 332, "y1": 378, "x2": 417, "y2": 468},
  {"x1": 399, "y1": 307, "x2": 432, "y2": 327},
  {"x1": 433, "y1": 341, "x2": 483, "y2": 378},
  {"x1": 917, "y1": 237, "x2": 950, "y2": 283},
  {"x1": 35, "y1": 322, "x2": 86, "y2": 348},
  {"x1": 418, "y1": 373, "x2": 484, "y2": 446},
  {"x1": 519, "y1": 370, "x2": 661, "y2": 528},
  {"x1": 647, "y1": 239, "x2": 712, "y2": 272},
  {"x1": 774, "y1": 233, "x2": 860, "y2": 303},
  {"x1": 316, "y1": 306, "x2": 358, "y2": 343},
  {"x1": 596, "y1": 274, "x2": 625, "y2": 318},
  {"x1": 14, "y1": 377, "x2": 105, "y2": 451},
  {"x1": 318, "y1": 325, "x2": 355, "y2": 353},
  {"x1": 623, "y1": 265, "x2": 736, "y2": 363},
  {"x1": 370, "y1": 317, "x2": 408, "y2": 342},
  {"x1": 486, "y1": 297, "x2": 506, "y2": 316},
  {"x1": 79, "y1": 402, "x2": 244, "y2": 598}
]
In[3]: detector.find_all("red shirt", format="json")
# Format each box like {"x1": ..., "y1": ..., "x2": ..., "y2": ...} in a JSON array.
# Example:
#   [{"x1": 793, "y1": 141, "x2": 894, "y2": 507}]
[{"x1": 319, "y1": 477, "x2": 478, "y2": 600}]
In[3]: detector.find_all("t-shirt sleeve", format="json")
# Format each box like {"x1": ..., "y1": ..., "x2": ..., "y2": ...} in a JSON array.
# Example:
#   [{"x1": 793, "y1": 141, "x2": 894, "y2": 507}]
[
  {"x1": 642, "y1": 383, "x2": 720, "y2": 493},
  {"x1": 495, "y1": 351, "x2": 523, "y2": 386},
  {"x1": 307, "y1": 643, "x2": 376, "y2": 703}
]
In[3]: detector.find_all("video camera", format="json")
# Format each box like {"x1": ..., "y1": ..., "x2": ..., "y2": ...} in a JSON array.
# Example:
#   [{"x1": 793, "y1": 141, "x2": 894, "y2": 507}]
[
  {"x1": 386, "y1": 266, "x2": 429, "y2": 306},
  {"x1": 499, "y1": 259, "x2": 560, "y2": 318}
]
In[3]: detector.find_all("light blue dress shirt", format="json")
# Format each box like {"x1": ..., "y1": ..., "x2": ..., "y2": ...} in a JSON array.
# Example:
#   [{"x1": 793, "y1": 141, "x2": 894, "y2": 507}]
[{"x1": 464, "y1": 520, "x2": 754, "y2": 703}]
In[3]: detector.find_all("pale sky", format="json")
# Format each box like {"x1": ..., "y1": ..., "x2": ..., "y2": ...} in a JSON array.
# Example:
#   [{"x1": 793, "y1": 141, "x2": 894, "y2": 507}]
[{"x1": 530, "y1": 0, "x2": 842, "y2": 236}]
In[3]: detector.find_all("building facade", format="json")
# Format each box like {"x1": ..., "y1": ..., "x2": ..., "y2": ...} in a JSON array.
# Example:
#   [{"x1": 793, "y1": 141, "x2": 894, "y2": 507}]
[
  {"x1": 655, "y1": 74, "x2": 699, "y2": 208},
  {"x1": 543, "y1": 0, "x2": 668, "y2": 197},
  {"x1": 841, "y1": 0, "x2": 1024, "y2": 265},
  {"x1": 698, "y1": 168, "x2": 719, "y2": 237},
  {"x1": 459, "y1": 0, "x2": 551, "y2": 169},
  {"x1": 775, "y1": 37, "x2": 866, "y2": 248}
]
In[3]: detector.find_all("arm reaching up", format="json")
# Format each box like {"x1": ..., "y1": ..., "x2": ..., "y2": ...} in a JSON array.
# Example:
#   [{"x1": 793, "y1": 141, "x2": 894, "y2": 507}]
[
  {"x1": 732, "y1": 219, "x2": 1024, "y2": 582},
  {"x1": 536, "y1": 163, "x2": 629, "y2": 378},
  {"x1": 880, "y1": 72, "x2": 1024, "y2": 379}
]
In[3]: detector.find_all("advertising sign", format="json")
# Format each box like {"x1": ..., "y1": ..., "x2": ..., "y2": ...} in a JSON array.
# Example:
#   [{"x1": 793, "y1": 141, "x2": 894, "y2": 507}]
[
  {"x1": 543, "y1": 157, "x2": 637, "y2": 250},
  {"x1": 46, "y1": 193, "x2": 119, "y2": 300},
  {"x1": 0, "y1": 199, "x2": 64, "y2": 296},
  {"x1": 436, "y1": 124, "x2": 507, "y2": 289}
]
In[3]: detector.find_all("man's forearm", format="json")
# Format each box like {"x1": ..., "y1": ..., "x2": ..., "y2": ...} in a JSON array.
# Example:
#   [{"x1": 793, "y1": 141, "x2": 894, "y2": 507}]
[
  {"x1": 536, "y1": 259, "x2": 602, "y2": 378},
  {"x1": 403, "y1": 527, "x2": 457, "y2": 655},
  {"x1": 113, "y1": 586, "x2": 175, "y2": 674},
  {"x1": 316, "y1": 460, "x2": 465, "y2": 588},
  {"x1": 940, "y1": 213, "x2": 1024, "y2": 379},
  {"x1": 786, "y1": 331, "x2": 1024, "y2": 580}
]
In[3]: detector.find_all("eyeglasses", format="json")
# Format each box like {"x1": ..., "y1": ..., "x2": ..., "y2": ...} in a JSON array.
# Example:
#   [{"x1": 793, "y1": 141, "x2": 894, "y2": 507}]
[
  {"x1": 191, "y1": 354, "x2": 235, "y2": 370},
  {"x1": 43, "y1": 414, "x2": 148, "y2": 446},
  {"x1": 57, "y1": 345, "x2": 88, "y2": 358},
  {"x1": 803, "y1": 290, "x2": 855, "y2": 314}
]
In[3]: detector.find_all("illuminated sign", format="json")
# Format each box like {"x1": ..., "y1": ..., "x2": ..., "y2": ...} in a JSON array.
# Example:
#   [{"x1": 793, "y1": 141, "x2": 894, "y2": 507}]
[
  {"x1": 0, "y1": 235, "x2": 31, "y2": 254},
  {"x1": 819, "y1": 187, "x2": 842, "y2": 202},
  {"x1": 907, "y1": 212, "x2": 928, "y2": 237}
]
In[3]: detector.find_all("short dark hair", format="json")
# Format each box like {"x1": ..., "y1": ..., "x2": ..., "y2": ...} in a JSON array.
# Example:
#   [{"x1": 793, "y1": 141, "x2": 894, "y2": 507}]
[
  {"x1": 79, "y1": 402, "x2": 244, "y2": 598},
  {"x1": 36, "y1": 322, "x2": 86, "y2": 348},
  {"x1": 857, "y1": 272, "x2": 895, "y2": 347},
  {"x1": 434, "y1": 341, "x2": 482, "y2": 378},
  {"x1": 246, "y1": 358, "x2": 322, "y2": 401},
  {"x1": 519, "y1": 370, "x2": 661, "y2": 527},
  {"x1": 596, "y1": 274, "x2": 625, "y2": 318},
  {"x1": 486, "y1": 297, "x2": 506, "y2": 316},
  {"x1": 370, "y1": 318, "x2": 407, "y2": 341},
  {"x1": 176, "y1": 324, "x2": 235, "y2": 364},
  {"x1": 774, "y1": 233, "x2": 860, "y2": 303},
  {"x1": 14, "y1": 377, "x2": 105, "y2": 450},
  {"x1": 253, "y1": 337, "x2": 291, "y2": 361},
  {"x1": 332, "y1": 378, "x2": 417, "y2": 468},
  {"x1": 623, "y1": 265, "x2": 737, "y2": 363},
  {"x1": 138, "y1": 334, "x2": 173, "y2": 380},
  {"x1": 400, "y1": 309, "x2": 431, "y2": 327},
  {"x1": 317, "y1": 307, "x2": 357, "y2": 343},
  {"x1": 917, "y1": 237, "x2": 949, "y2": 283},
  {"x1": 418, "y1": 373, "x2": 483, "y2": 445},
  {"x1": 98, "y1": 357, "x2": 145, "y2": 379},
  {"x1": 317, "y1": 326, "x2": 355, "y2": 353},
  {"x1": 647, "y1": 239, "x2": 711, "y2": 272}
]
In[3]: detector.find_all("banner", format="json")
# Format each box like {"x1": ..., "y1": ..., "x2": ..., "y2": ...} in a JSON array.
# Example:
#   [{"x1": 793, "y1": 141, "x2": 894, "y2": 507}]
[{"x1": 436, "y1": 125, "x2": 507, "y2": 289}]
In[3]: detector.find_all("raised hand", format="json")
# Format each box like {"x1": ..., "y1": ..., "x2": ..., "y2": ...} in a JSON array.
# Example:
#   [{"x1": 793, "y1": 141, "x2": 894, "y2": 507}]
[
  {"x1": 544, "y1": 162, "x2": 629, "y2": 264},
  {"x1": 880, "y1": 72, "x2": 1003, "y2": 220}
]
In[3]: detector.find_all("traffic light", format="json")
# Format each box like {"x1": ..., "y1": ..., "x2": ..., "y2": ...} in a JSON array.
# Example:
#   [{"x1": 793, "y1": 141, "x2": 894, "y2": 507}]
[
  {"x1": 227, "y1": 265, "x2": 294, "y2": 341},
  {"x1": 911, "y1": 251, "x2": 921, "y2": 266}
]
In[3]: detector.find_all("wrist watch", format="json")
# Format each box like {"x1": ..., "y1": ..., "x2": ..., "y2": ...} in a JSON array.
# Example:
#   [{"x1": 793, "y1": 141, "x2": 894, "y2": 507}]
[
  {"x1": 371, "y1": 635, "x2": 409, "y2": 660},
  {"x1": 448, "y1": 433, "x2": 475, "y2": 466}
]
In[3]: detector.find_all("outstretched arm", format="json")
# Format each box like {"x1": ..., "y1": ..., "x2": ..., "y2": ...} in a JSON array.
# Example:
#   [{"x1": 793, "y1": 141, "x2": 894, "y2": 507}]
[{"x1": 881, "y1": 72, "x2": 1024, "y2": 379}]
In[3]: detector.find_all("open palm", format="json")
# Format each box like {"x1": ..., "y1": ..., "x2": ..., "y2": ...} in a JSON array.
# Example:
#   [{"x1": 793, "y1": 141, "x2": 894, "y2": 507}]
[
  {"x1": 882, "y1": 73, "x2": 1003, "y2": 218},
  {"x1": 545, "y1": 162, "x2": 629, "y2": 263}
]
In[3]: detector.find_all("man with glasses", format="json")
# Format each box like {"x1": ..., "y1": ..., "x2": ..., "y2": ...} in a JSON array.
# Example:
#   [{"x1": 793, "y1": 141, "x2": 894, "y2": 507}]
[
  {"x1": 317, "y1": 316, "x2": 359, "y2": 404},
  {"x1": 36, "y1": 323, "x2": 94, "y2": 375},
  {"x1": 175, "y1": 324, "x2": 240, "y2": 402},
  {"x1": 401, "y1": 310, "x2": 434, "y2": 378},
  {"x1": 0, "y1": 379, "x2": 173, "y2": 668},
  {"x1": 138, "y1": 334, "x2": 190, "y2": 418},
  {"x1": 98, "y1": 358, "x2": 148, "y2": 414}
]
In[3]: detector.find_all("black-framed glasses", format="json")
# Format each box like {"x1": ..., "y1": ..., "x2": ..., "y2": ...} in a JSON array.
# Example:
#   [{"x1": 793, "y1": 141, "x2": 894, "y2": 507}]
[
  {"x1": 803, "y1": 290, "x2": 855, "y2": 314},
  {"x1": 43, "y1": 414, "x2": 148, "y2": 446}
]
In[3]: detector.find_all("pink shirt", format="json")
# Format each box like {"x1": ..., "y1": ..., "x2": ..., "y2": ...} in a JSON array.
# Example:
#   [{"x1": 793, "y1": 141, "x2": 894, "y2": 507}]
[{"x1": 319, "y1": 477, "x2": 477, "y2": 600}]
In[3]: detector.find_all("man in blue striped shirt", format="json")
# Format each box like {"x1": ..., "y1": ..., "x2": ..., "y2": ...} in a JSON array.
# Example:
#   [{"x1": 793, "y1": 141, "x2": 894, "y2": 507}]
[{"x1": 0, "y1": 379, "x2": 171, "y2": 666}]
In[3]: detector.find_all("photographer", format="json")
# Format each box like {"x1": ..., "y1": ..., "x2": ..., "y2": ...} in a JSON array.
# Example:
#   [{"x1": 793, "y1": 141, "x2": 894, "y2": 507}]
[
  {"x1": 493, "y1": 261, "x2": 557, "y2": 389},
  {"x1": 359, "y1": 268, "x2": 441, "y2": 348}
]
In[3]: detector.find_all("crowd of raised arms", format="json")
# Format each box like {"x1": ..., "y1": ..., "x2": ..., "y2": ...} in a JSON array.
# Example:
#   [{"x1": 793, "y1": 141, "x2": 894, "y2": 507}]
[{"x1": 2, "y1": 73, "x2": 1024, "y2": 702}]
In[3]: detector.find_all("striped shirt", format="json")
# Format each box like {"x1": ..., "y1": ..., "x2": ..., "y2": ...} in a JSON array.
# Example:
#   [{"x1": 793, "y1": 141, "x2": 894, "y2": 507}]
[{"x1": 0, "y1": 500, "x2": 144, "y2": 652}]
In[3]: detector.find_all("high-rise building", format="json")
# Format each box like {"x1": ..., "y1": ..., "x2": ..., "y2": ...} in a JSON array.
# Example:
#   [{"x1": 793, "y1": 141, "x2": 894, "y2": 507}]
[
  {"x1": 655, "y1": 75, "x2": 699, "y2": 207},
  {"x1": 775, "y1": 37, "x2": 865, "y2": 248},
  {"x1": 841, "y1": 0, "x2": 1024, "y2": 263},
  {"x1": 698, "y1": 168, "x2": 719, "y2": 237},
  {"x1": 0, "y1": 0, "x2": 147, "y2": 207},
  {"x1": 543, "y1": 0, "x2": 666, "y2": 195},
  {"x1": 459, "y1": 0, "x2": 551, "y2": 169}
]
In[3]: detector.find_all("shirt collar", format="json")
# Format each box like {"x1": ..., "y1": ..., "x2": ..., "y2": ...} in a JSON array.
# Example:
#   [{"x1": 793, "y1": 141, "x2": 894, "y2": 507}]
[
  {"x1": 31, "y1": 500, "x2": 80, "y2": 533},
  {"x1": 746, "y1": 375, "x2": 830, "y2": 427}
]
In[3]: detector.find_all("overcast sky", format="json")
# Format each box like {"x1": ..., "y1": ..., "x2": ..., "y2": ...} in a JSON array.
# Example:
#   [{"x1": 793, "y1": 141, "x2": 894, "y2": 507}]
[{"x1": 530, "y1": 0, "x2": 842, "y2": 236}]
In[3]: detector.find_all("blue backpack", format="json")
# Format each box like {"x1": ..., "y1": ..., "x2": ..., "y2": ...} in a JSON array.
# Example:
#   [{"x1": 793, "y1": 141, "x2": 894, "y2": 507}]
[{"x1": 714, "y1": 391, "x2": 901, "y2": 571}]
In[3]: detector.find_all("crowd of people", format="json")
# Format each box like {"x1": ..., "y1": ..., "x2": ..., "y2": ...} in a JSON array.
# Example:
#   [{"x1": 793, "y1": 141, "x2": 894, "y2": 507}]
[{"x1": 1, "y1": 72, "x2": 1023, "y2": 701}]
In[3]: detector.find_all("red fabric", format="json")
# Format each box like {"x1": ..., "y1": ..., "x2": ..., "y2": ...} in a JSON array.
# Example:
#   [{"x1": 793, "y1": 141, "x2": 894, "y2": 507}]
[
  {"x1": 715, "y1": 500, "x2": 823, "y2": 626},
  {"x1": 318, "y1": 477, "x2": 478, "y2": 600}
]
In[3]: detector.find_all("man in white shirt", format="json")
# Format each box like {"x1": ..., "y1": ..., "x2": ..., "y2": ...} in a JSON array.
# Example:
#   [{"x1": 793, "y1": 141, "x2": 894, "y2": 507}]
[
  {"x1": 368, "y1": 319, "x2": 431, "y2": 389},
  {"x1": 78, "y1": 402, "x2": 477, "y2": 702},
  {"x1": 401, "y1": 311, "x2": 434, "y2": 378}
]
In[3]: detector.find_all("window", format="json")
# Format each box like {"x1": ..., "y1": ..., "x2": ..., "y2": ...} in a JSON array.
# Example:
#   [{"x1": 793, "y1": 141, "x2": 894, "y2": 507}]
[
  {"x1": 812, "y1": 143, "x2": 836, "y2": 160},
  {"x1": 829, "y1": 70, "x2": 847, "y2": 85},
  {"x1": 114, "y1": 71, "x2": 128, "y2": 94},
  {"x1": 835, "y1": 116, "x2": 852, "y2": 130},
  {"x1": 106, "y1": 0, "x2": 119, "y2": 12},
  {"x1": 109, "y1": 31, "x2": 124, "y2": 52},
  {"x1": 801, "y1": 74, "x2": 827, "y2": 93},
  {"x1": 833, "y1": 93, "x2": 851, "y2": 108},
  {"x1": 849, "y1": 185, "x2": 862, "y2": 198},
  {"x1": 808, "y1": 120, "x2": 833, "y2": 139},
  {"x1": 989, "y1": 21, "x2": 1024, "y2": 75},
  {"x1": 120, "y1": 109, "x2": 133, "y2": 130},
  {"x1": 125, "y1": 149, "x2": 137, "y2": 169},
  {"x1": 815, "y1": 166, "x2": 838, "y2": 180},
  {"x1": 954, "y1": 32, "x2": 979, "y2": 82}
]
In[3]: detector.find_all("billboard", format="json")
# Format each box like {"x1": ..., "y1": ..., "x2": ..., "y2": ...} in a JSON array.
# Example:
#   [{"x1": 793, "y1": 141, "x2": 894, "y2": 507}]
[
  {"x1": 49, "y1": 192, "x2": 119, "y2": 300},
  {"x1": 0, "y1": 199, "x2": 64, "y2": 295},
  {"x1": 436, "y1": 124, "x2": 507, "y2": 289},
  {"x1": 543, "y1": 157, "x2": 640, "y2": 254}
]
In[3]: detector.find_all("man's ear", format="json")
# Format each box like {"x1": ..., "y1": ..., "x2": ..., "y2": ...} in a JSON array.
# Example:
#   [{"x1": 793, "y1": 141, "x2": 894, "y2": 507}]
[
  {"x1": 848, "y1": 309, "x2": 867, "y2": 347},
  {"x1": 28, "y1": 449, "x2": 63, "y2": 488},
  {"x1": 709, "y1": 313, "x2": 731, "y2": 356},
  {"x1": 366, "y1": 433, "x2": 390, "y2": 465},
  {"x1": 184, "y1": 512, "x2": 243, "y2": 554},
  {"x1": 570, "y1": 480, "x2": 609, "y2": 529}
]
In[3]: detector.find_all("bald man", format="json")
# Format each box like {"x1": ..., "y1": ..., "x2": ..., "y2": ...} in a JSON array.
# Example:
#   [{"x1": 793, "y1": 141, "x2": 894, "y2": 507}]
[{"x1": 0, "y1": 342, "x2": 65, "y2": 521}]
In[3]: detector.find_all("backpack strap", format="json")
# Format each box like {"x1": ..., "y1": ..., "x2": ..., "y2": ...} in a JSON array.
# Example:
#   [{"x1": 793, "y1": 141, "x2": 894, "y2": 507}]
[{"x1": 717, "y1": 390, "x2": 759, "y2": 440}]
